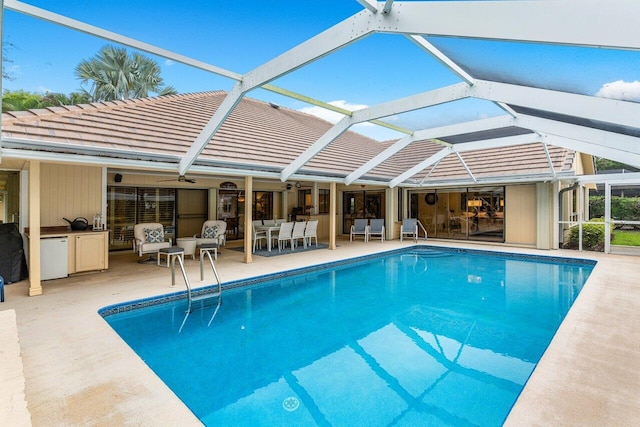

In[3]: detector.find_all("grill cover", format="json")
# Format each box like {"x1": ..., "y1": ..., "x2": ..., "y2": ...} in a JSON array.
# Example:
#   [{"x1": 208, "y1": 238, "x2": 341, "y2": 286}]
[{"x1": 0, "y1": 223, "x2": 28, "y2": 283}]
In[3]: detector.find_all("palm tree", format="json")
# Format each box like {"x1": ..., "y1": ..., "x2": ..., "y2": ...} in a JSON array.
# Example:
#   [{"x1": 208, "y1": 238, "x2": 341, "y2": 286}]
[{"x1": 75, "y1": 45, "x2": 177, "y2": 102}]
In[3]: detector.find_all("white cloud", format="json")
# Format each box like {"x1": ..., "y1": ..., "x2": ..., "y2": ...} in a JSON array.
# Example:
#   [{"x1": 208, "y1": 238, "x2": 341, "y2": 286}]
[
  {"x1": 164, "y1": 59, "x2": 175, "y2": 66},
  {"x1": 299, "y1": 100, "x2": 403, "y2": 141},
  {"x1": 596, "y1": 80, "x2": 640, "y2": 102}
]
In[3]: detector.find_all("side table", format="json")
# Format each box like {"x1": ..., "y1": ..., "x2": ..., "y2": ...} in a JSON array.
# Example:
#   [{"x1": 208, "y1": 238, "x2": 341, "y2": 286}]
[
  {"x1": 158, "y1": 246, "x2": 184, "y2": 268},
  {"x1": 176, "y1": 237, "x2": 197, "y2": 260}
]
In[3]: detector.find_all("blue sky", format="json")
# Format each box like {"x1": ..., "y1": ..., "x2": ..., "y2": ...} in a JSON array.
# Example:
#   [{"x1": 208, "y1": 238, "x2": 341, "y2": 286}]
[{"x1": 3, "y1": 0, "x2": 640, "y2": 141}]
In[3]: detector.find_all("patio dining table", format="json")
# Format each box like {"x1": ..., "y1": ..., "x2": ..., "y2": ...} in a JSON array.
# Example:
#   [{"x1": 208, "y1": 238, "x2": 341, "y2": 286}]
[{"x1": 255, "y1": 224, "x2": 281, "y2": 252}]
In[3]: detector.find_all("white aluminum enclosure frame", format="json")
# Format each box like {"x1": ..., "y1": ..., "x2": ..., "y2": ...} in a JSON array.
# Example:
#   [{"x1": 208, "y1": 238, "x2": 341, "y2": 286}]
[{"x1": 2, "y1": 0, "x2": 640, "y2": 189}]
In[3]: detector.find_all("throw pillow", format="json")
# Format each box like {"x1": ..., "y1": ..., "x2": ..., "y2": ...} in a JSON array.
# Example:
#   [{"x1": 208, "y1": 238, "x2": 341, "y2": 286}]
[
  {"x1": 203, "y1": 225, "x2": 219, "y2": 239},
  {"x1": 144, "y1": 227, "x2": 164, "y2": 243}
]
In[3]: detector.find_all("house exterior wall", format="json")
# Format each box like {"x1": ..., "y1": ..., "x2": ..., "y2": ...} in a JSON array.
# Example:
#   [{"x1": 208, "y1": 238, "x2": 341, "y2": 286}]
[
  {"x1": 28, "y1": 165, "x2": 555, "y2": 249},
  {"x1": 577, "y1": 152, "x2": 596, "y2": 175},
  {"x1": 505, "y1": 184, "x2": 537, "y2": 246},
  {"x1": 40, "y1": 163, "x2": 103, "y2": 227}
]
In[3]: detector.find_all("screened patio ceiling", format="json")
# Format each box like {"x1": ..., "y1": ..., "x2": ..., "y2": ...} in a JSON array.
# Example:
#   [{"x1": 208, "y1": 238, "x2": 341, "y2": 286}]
[{"x1": 2, "y1": 0, "x2": 640, "y2": 187}]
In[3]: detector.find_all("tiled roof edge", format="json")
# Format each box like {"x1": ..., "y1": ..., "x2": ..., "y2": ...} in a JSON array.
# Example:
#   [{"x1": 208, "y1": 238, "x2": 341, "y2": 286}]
[{"x1": 1, "y1": 91, "x2": 227, "y2": 121}]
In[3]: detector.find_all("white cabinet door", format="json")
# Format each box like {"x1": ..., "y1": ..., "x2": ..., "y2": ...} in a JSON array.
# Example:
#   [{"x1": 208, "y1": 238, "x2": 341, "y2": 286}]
[{"x1": 75, "y1": 233, "x2": 105, "y2": 272}]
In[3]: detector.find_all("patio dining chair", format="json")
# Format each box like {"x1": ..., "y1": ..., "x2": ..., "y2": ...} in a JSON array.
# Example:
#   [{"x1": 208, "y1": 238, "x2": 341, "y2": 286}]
[
  {"x1": 275, "y1": 222, "x2": 294, "y2": 252},
  {"x1": 304, "y1": 220, "x2": 319, "y2": 248},
  {"x1": 252, "y1": 223, "x2": 268, "y2": 252},
  {"x1": 292, "y1": 221, "x2": 307, "y2": 250},
  {"x1": 350, "y1": 219, "x2": 368, "y2": 242},
  {"x1": 367, "y1": 219, "x2": 385, "y2": 242}
]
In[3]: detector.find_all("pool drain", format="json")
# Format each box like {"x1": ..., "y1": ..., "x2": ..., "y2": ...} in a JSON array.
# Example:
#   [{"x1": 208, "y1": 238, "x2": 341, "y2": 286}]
[{"x1": 282, "y1": 396, "x2": 300, "y2": 412}]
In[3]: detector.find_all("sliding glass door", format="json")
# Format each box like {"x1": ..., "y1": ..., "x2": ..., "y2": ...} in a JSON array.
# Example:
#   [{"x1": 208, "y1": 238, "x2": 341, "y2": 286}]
[
  {"x1": 408, "y1": 187, "x2": 505, "y2": 242},
  {"x1": 107, "y1": 187, "x2": 176, "y2": 250}
]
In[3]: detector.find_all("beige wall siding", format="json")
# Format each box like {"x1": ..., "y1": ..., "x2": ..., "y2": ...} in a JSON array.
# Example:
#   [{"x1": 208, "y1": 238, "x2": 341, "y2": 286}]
[
  {"x1": 536, "y1": 182, "x2": 554, "y2": 249},
  {"x1": 505, "y1": 184, "x2": 537, "y2": 246},
  {"x1": 41, "y1": 164, "x2": 103, "y2": 227}
]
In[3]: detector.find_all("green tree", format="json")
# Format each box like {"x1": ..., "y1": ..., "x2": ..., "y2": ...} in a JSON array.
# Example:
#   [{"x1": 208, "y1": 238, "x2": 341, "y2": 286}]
[
  {"x1": 2, "y1": 89, "x2": 43, "y2": 112},
  {"x1": 75, "y1": 45, "x2": 177, "y2": 102},
  {"x1": 68, "y1": 91, "x2": 92, "y2": 105},
  {"x1": 2, "y1": 89, "x2": 92, "y2": 112},
  {"x1": 595, "y1": 157, "x2": 639, "y2": 172}
]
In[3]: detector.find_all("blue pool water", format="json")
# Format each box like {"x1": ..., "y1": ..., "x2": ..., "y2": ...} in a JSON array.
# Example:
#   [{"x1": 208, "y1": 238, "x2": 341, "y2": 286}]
[{"x1": 102, "y1": 247, "x2": 594, "y2": 426}]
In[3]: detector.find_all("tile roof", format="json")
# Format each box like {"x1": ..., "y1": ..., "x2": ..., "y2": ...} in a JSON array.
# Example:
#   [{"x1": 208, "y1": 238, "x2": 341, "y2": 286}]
[{"x1": 2, "y1": 91, "x2": 580, "y2": 185}]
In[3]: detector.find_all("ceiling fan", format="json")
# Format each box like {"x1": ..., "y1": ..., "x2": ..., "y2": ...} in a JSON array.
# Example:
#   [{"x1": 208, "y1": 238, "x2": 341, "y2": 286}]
[{"x1": 157, "y1": 175, "x2": 197, "y2": 184}]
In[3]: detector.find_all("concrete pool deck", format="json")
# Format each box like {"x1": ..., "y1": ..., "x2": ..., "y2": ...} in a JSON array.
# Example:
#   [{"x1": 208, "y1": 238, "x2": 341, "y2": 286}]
[{"x1": 1, "y1": 239, "x2": 639, "y2": 426}]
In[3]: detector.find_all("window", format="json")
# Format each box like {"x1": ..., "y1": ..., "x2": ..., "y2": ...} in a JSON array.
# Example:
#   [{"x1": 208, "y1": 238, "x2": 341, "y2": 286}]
[
  {"x1": 342, "y1": 190, "x2": 385, "y2": 234},
  {"x1": 319, "y1": 189, "x2": 330, "y2": 214},
  {"x1": 298, "y1": 189, "x2": 312, "y2": 214},
  {"x1": 253, "y1": 192, "x2": 273, "y2": 220},
  {"x1": 107, "y1": 186, "x2": 175, "y2": 250}
]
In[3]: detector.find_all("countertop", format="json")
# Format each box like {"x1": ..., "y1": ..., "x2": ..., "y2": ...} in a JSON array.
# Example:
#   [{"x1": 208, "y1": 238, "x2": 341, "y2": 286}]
[{"x1": 24, "y1": 227, "x2": 109, "y2": 238}]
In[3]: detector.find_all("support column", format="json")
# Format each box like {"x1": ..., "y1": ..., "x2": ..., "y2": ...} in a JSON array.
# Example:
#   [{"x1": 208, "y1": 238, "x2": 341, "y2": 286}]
[
  {"x1": 329, "y1": 182, "x2": 337, "y2": 250},
  {"x1": 28, "y1": 161, "x2": 42, "y2": 296},
  {"x1": 604, "y1": 182, "x2": 611, "y2": 254},
  {"x1": 385, "y1": 187, "x2": 394, "y2": 241},
  {"x1": 243, "y1": 176, "x2": 253, "y2": 263},
  {"x1": 282, "y1": 190, "x2": 289, "y2": 221},
  {"x1": 312, "y1": 182, "x2": 319, "y2": 215},
  {"x1": 552, "y1": 181, "x2": 559, "y2": 249},
  {"x1": 536, "y1": 182, "x2": 552, "y2": 250},
  {"x1": 578, "y1": 184, "x2": 584, "y2": 252}
]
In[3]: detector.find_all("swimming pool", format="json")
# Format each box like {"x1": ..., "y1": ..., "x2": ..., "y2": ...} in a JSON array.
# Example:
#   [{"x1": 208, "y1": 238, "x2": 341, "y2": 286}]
[{"x1": 101, "y1": 247, "x2": 594, "y2": 426}]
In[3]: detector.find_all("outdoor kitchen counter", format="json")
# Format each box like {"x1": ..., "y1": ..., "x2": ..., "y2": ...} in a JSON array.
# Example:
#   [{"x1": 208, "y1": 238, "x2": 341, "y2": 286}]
[{"x1": 25, "y1": 228, "x2": 110, "y2": 274}]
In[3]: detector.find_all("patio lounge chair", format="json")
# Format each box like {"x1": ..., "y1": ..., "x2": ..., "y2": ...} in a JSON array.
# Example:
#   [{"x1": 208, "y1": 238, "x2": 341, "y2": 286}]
[
  {"x1": 400, "y1": 218, "x2": 418, "y2": 242},
  {"x1": 195, "y1": 220, "x2": 227, "y2": 248},
  {"x1": 367, "y1": 219, "x2": 385, "y2": 242},
  {"x1": 134, "y1": 222, "x2": 172, "y2": 263},
  {"x1": 350, "y1": 219, "x2": 368, "y2": 242}
]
